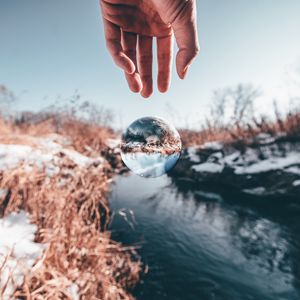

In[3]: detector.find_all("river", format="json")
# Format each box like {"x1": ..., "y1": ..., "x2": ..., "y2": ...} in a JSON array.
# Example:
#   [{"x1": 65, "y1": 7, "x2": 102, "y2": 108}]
[{"x1": 109, "y1": 173, "x2": 300, "y2": 300}]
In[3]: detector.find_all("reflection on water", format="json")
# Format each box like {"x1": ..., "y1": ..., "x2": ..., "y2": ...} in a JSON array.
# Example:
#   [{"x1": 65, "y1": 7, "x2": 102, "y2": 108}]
[{"x1": 109, "y1": 174, "x2": 300, "y2": 300}]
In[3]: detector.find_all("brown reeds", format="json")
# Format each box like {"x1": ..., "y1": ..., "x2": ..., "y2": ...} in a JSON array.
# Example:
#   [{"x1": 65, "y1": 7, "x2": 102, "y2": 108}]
[
  {"x1": 180, "y1": 110, "x2": 300, "y2": 148},
  {"x1": 0, "y1": 116, "x2": 141, "y2": 299}
]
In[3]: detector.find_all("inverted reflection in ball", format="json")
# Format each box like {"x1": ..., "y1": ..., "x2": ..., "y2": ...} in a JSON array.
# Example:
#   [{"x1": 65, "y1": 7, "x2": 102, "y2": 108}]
[{"x1": 120, "y1": 117, "x2": 182, "y2": 178}]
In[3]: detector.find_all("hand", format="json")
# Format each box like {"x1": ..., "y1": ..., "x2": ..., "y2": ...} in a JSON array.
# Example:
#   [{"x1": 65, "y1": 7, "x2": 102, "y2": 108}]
[{"x1": 100, "y1": 0, "x2": 200, "y2": 98}]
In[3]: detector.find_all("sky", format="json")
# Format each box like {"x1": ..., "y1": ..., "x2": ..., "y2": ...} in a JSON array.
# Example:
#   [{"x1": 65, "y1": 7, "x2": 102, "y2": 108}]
[{"x1": 1, "y1": 0, "x2": 300, "y2": 128}]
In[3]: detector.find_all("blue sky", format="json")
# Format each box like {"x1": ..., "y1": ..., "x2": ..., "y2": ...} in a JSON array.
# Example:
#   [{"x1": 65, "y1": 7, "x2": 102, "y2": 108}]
[{"x1": 1, "y1": 0, "x2": 300, "y2": 128}]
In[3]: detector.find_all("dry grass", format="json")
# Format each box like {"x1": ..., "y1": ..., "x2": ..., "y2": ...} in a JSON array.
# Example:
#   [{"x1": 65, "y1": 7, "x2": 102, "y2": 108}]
[
  {"x1": 10, "y1": 114, "x2": 113, "y2": 155},
  {"x1": 179, "y1": 84, "x2": 300, "y2": 148},
  {"x1": 0, "y1": 115, "x2": 142, "y2": 299},
  {"x1": 180, "y1": 110, "x2": 300, "y2": 148}
]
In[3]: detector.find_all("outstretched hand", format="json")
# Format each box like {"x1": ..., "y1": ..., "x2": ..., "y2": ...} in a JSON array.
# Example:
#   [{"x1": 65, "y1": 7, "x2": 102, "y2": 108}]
[{"x1": 100, "y1": 0, "x2": 199, "y2": 98}]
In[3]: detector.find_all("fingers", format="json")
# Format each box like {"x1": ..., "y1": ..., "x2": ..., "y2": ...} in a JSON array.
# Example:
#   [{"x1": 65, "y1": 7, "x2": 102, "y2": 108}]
[
  {"x1": 171, "y1": 1, "x2": 200, "y2": 79},
  {"x1": 122, "y1": 31, "x2": 143, "y2": 93},
  {"x1": 102, "y1": 19, "x2": 135, "y2": 74},
  {"x1": 157, "y1": 35, "x2": 173, "y2": 93},
  {"x1": 138, "y1": 36, "x2": 153, "y2": 98}
]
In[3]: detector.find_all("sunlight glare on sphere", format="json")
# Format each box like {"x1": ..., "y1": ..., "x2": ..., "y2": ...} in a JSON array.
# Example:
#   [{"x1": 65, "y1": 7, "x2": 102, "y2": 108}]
[{"x1": 120, "y1": 117, "x2": 182, "y2": 178}]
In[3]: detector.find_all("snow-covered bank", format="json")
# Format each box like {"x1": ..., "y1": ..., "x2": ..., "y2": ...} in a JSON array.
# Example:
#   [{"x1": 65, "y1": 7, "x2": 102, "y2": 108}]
[
  {"x1": 0, "y1": 135, "x2": 102, "y2": 298},
  {"x1": 0, "y1": 126, "x2": 141, "y2": 299},
  {"x1": 0, "y1": 211, "x2": 43, "y2": 299},
  {"x1": 0, "y1": 134, "x2": 104, "y2": 173},
  {"x1": 172, "y1": 134, "x2": 300, "y2": 199}
]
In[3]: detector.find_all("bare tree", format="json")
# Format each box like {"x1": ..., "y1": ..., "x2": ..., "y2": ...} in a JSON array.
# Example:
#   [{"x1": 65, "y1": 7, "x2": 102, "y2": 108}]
[
  {"x1": 210, "y1": 83, "x2": 260, "y2": 129},
  {"x1": 0, "y1": 85, "x2": 16, "y2": 119},
  {"x1": 210, "y1": 88, "x2": 230, "y2": 128},
  {"x1": 78, "y1": 101, "x2": 114, "y2": 127},
  {"x1": 41, "y1": 92, "x2": 115, "y2": 128}
]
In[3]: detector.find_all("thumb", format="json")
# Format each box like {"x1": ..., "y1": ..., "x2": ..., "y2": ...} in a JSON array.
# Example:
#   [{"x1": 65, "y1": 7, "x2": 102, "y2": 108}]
[{"x1": 171, "y1": 1, "x2": 200, "y2": 79}]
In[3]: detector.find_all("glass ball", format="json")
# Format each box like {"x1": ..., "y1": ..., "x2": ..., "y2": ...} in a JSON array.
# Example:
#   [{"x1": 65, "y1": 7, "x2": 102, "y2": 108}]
[{"x1": 120, "y1": 116, "x2": 182, "y2": 178}]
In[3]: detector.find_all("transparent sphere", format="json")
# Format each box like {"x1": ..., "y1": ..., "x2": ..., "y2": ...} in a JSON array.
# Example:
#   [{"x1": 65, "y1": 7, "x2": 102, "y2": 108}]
[{"x1": 120, "y1": 116, "x2": 182, "y2": 178}]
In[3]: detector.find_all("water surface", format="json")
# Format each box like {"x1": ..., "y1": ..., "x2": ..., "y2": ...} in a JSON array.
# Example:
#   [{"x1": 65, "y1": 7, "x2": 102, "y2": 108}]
[{"x1": 109, "y1": 174, "x2": 300, "y2": 300}]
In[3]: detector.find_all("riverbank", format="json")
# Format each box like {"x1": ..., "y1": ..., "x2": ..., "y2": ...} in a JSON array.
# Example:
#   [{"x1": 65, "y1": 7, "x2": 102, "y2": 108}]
[
  {"x1": 171, "y1": 132, "x2": 300, "y2": 202},
  {"x1": 0, "y1": 117, "x2": 141, "y2": 299}
]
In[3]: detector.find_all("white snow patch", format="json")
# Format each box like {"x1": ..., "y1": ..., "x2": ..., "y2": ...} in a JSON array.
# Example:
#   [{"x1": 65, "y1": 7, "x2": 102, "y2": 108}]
[
  {"x1": 105, "y1": 138, "x2": 120, "y2": 149},
  {"x1": 0, "y1": 211, "x2": 44, "y2": 299},
  {"x1": 284, "y1": 166, "x2": 300, "y2": 175},
  {"x1": 255, "y1": 133, "x2": 276, "y2": 144},
  {"x1": 190, "y1": 143, "x2": 300, "y2": 176},
  {"x1": 223, "y1": 152, "x2": 242, "y2": 164},
  {"x1": 37, "y1": 137, "x2": 65, "y2": 152},
  {"x1": 62, "y1": 148, "x2": 94, "y2": 167},
  {"x1": 292, "y1": 180, "x2": 300, "y2": 187},
  {"x1": 243, "y1": 187, "x2": 266, "y2": 195},
  {"x1": 0, "y1": 144, "x2": 53, "y2": 171},
  {"x1": 208, "y1": 152, "x2": 223, "y2": 161},
  {"x1": 67, "y1": 283, "x2": 80, "y2": 300},
  {"x1": 234, "y1": 153, "x2": 300, "y2": 175},
  {"x1": 192, "y1": 162, "x2": 224, "y2": 173},
  {"x1": 200, "y1": 141, "x2": 223, "y2": 151},
  {"x1": 0, "y1": 188, "x2": 8, "y2": 199},
  {"x1": 187, "y1": 147, "x2": 201, "y2": 163},
  {"x1": 0, "y1": 138, "x2": 103, "y2": 173}
]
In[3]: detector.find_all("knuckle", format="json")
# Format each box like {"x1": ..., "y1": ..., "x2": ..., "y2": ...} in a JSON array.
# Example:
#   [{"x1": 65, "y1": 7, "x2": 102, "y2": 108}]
[{"x1": 186, "y1": 46, "x2": 200, "y2": 60}]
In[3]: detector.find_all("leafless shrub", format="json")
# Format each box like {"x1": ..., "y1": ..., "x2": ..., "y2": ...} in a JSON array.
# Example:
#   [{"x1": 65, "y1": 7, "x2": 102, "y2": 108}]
[
  {"x1": 181, "y1": 84, "x2": 300, "y2": 147},
  {"x1": 0, "y1": 85, "x2": 16, "y2": 120},
  {"x1": 209, "y1": 84, "x2": 260, "y2": 129},
  {"x1": 39, "y1": 92, "x2": 115, "y2": 128}
]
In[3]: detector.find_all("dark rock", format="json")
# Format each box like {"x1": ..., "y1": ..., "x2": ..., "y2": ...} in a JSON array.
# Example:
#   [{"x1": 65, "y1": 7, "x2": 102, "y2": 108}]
[{"x1": 169, "y1": 140, "x2": 300, "y2": 202}]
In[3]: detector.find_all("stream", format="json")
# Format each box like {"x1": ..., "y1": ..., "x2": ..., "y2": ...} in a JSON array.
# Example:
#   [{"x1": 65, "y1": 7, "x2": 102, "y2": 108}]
[{"x1": 109, "y1": 174, "x2": 300, "y2": 300}]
